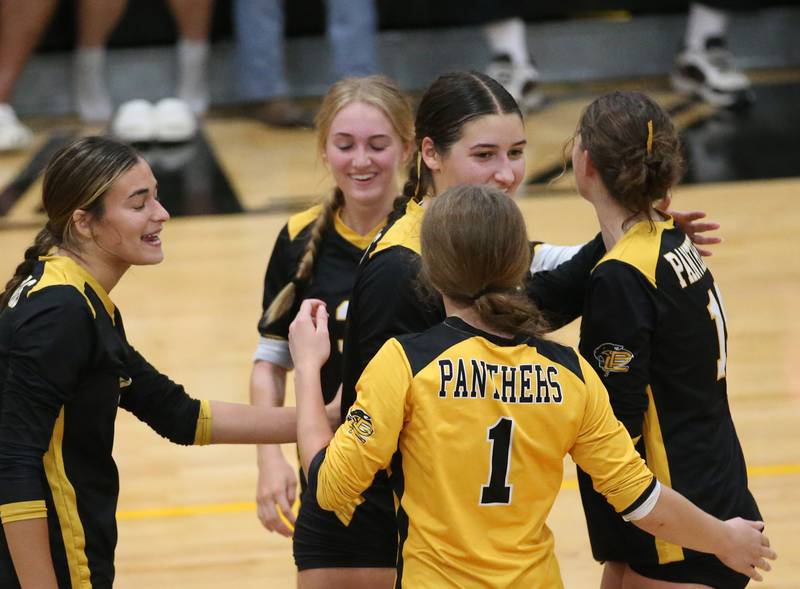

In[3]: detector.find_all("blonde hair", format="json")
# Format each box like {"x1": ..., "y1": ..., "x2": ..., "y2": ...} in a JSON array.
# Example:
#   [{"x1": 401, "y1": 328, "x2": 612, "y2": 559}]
[
  {"x1": 264, "y1": 76, "x2": 414, "y2": 324},
  {"x1": 420, "y1": 184, "x2": 547, "y2": 337}
]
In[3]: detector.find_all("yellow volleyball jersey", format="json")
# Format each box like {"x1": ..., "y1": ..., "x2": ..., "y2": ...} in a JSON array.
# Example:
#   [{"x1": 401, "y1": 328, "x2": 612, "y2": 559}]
[{"x1": 312, "y1": 317, "x2": 655, "y2": 588}]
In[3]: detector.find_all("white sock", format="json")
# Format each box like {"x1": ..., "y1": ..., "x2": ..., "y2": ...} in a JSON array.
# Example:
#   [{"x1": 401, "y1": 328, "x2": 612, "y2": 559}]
[
  {"x1": 484, "y1": 17, "x2": 529, "y2": 66},
  {"x1": 73, "y1": 47, "x2": 112, "y2": 122},
  {"x1": 686, "y1": 3, "x2": 728, "y2": 50},
  {"x1": 177, "y1": 39, "x2": 210, "y2": 115}
]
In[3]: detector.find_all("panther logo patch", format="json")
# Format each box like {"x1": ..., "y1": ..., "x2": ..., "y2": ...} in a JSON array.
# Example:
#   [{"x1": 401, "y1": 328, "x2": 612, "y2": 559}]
[
  {"x1": 593, "y1": 343, "x2": 634, "y2": 376},
  {"x1": 346, "y1": 408, "x2": 374, "y2": 444}
]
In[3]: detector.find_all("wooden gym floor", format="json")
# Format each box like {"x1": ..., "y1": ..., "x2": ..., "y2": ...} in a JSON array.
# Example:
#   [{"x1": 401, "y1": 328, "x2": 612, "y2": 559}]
[{"x1": 0, "y1": 75, "x2": 798, "y2": 587}]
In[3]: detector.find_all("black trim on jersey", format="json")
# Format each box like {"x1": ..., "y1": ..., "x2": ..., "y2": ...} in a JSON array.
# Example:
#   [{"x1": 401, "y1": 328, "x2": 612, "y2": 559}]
[
  {"x1": 390, "y1": 450, "x2": 408, "y2": 589},
  {"x1": 442, "y1": 316, "x2": 528, "y2": 347},
  {"x1": 396, "y1": 321, "x2": 473, "y2": 377},
  {"x1": 619, "y1": 477, "x2": 658, "y2": 519},
  {"x1": 531, "y1": 339, "x2": 585, "y2": 383}
]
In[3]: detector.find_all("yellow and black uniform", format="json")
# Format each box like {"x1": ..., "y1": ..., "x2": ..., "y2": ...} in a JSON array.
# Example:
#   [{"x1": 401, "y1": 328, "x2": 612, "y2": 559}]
[
  {"x1": 310, "y1": 317, "x2": 658, "y2": 588},
  {"x1": 256, "y1": 205, "x2": 383, "y2": 570},
  {"x1": 334, "y1": 200, "x2": 607, "y2": 567},
  {"x1": 574, "y1": 218, "x2": 760, "y2": 587},
  {"x1": 0, "y1": 256, "x2": 211, "y2": 589}
]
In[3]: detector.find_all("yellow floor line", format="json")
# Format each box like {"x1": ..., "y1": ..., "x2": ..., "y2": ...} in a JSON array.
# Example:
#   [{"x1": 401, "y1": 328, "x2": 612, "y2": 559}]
[{"x1": 117, "y1": 462, "x2": 800, "y2": 521}]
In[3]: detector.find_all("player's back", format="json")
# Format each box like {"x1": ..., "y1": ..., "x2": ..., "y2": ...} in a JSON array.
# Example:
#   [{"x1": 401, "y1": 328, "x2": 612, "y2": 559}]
[{"x1": 391, "y1": 317, "x2": 651, "y2": 588}]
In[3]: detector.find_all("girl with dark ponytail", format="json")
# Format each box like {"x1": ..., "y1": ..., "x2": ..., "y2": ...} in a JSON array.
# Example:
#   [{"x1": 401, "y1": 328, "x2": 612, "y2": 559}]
[
  {"x1": 246, "y1": 75, "x2": 414, "y2": 586},
  {"x1": 0, "y1": 136, "x2": 317, "y2": 589},
  {"x1": 567, "y1": 91, "x2": 765, "y2": 588},
  {"x1": 288, "y1": 184, "x2": 774, "y2": 587},
  {"x1": 291, "y1": 71, "x2": 722, "y2": 588}
]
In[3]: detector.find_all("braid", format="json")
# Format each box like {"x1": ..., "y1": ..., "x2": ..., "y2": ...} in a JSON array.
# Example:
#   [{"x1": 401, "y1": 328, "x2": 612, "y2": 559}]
[
  {"x1": 0, "y1": 226, "x2": 58, "y2": 310},
  {"x1": 263, "y1": 188, "x2": 344, "y2": 325}
]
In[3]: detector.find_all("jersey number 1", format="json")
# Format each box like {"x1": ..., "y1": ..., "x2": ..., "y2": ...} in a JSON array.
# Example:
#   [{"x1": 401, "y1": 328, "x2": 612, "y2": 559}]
[
  {"x1": 706, "y1": 283, "x2": 728, "y2": 380},
  {"x1": 480, "y1": 417, "x2": 514, "y2": 505}
]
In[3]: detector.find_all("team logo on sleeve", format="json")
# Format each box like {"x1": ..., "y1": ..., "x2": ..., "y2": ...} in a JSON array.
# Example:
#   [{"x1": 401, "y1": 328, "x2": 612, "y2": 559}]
[
  {"x1": 346, "y1": 408, "x2": 374, "y2": 444},
  {"x1": 593, "y1": 343, "x2": 634, "y2": 376}
]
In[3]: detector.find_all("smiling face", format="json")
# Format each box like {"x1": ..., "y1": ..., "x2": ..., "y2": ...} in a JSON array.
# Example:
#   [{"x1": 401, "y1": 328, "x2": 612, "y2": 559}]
[
  {"x1": 324, "y1": 100, "x2": 410, "y2": 210},
  {"x1": 424, "y1": 113, "x2": 526, "y2": 196},
  {"x1": 84, "y1": 159, "x2": 170, "y2": 268}
]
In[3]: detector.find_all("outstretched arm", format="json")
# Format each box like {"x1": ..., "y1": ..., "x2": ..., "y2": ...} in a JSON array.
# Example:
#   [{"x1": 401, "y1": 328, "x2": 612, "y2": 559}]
[{"x1": 632, "y1": 485, "x2": 775, "y2": 581}]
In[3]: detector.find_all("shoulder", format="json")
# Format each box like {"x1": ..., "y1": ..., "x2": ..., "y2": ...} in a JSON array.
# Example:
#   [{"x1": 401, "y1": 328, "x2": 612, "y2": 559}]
[
  {"x1": 286, "y1": 204, "x2": 323, "y2": 241},
  {"x1": 595, "y1": 219, "x2": 674, "y2": 288},
  {"x1": 394, "y1": 322, "x2": 471, "y2": 376},
  {"x1": 528, "y1": 337, "x2": 585, "y2": 382},
  {"x1": 369, "y1": 200, "x2": 423, "y2": 258}
]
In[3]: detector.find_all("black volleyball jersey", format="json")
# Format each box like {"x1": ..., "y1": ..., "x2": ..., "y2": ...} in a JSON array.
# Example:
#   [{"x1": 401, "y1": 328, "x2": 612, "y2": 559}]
[
  {"x1": 576, "y1": 217, "x2": 759, "y2": 566},
  {"x1": 0, "y1": 256, "x2": 210, "y2": 589},
  {"x1": 258, "y1": 205, "x2": 381, "y2": 403},
  {"x1": 340, "y1": 200, "x2": 443, "y2": 420}
]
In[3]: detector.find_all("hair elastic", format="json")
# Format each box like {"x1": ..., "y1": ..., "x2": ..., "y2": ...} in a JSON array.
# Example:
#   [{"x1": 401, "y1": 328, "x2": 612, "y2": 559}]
[
  {"x1": 414, "y1": 151, "x2": 422, "y2": 197},
  {"x1": 646, "y1": 120, "x2": 654, "y2": 156},
  {"x1": 471, "y1": 285, "x2": 509, "y2": 301}
]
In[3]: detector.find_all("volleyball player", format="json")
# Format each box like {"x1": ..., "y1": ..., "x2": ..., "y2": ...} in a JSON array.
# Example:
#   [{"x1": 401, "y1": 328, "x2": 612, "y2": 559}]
[
  {"x1": 564, "y1": 91, "x2": 763, "y2": 588},
  {"x1": 248, "y1": 76, "x2": 414, "y2": 584},
  {"x1": 288, "y1": 185, "x2": 775, "y2": 588},
  {"x1": 304, "y1": 71, "x2": 723, "y2": 587},
  {"x1": 0, "y1": 137, "x2": 303, "y2": 588}
]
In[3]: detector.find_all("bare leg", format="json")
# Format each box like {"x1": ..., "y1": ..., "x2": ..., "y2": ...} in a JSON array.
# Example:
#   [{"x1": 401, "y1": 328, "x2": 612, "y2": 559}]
[
  {"x1": 74, "y1": 0, "x2": 128, "y2": 121},
  {"x1": 167, "y1": 0, "x2": 214, "y2": 113},
  {"x1": 298, "y1": 567, "x2": 395, "y2": 589},
  {"x1": 601, "y1": 561, "x2": 626, "y2": 589},
  {"x1": 0, "y1": 0, "x2": 58, "y2": 103},
  {"x1": 622, "y1": 564, "x2": 712, "y2": 589}
]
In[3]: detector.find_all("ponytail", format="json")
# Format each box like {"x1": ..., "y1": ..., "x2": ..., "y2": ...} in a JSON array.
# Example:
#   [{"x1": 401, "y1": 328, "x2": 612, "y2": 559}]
[
  {"x1": 473, "y1": 290, "x2": 547, "y2": 338},
  {"x1": 263, "y1": 188, "x2": 345, "y2": 325},
  {"x1": 0, "y1": 225, "x2": 59, "y2": 310}
]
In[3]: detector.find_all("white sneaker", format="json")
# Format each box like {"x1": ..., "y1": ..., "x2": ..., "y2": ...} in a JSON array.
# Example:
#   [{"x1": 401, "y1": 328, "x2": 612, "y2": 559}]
[
  {"x1": 153, "y1": 98, "x2": 197, "y2": 143},
  {"x1": 486, "y1": 53, "x2": 545, "y2": 113},
  {"x1": 671, "y1": 37, "x2": 754, "y2": 107},
  {"x1": 0, "y1": 104, "x2": 33, "y2": 152},
  {"x1": 112, "y1": 100, "x2": 156, "y2": 143}
]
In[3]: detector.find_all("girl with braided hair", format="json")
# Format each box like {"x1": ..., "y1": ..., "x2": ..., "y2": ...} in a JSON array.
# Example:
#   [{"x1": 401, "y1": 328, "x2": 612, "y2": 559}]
[
  {"x1": 0, "y1": 136, "x2": 305, "y2": 589},
  {"x1": 247, "y1": 75, "x2": 414, "y2": 584},
  {"x1": 297, "y1": 72, "x2": 724, "y2": 588}
]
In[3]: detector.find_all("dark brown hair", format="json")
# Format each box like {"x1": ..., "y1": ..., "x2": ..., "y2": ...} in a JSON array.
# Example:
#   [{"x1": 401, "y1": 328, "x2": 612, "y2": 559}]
[
  {"x1": 577, "y1": 91, "x2": 684, "y2": 216},
  {"x1": 401, "y1": 71, "x2": 523, "y2": 203},
  {"x1": 0, "y1": 136, "x2": 139, "y2": 310},
  {"x1": 264, "y1": 75, "x2": 414, "y2": 325},
  {"x1": 420, "y1": 184, "x2": 546, "y2": 337}
]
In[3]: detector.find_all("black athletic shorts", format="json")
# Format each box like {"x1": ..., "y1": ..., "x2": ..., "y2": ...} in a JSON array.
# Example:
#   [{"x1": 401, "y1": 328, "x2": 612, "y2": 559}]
[
  {"x1": 630, "y1": 554, "x2": 749, "y2": 588},
  {"x1": 293, "y1": 465, "x2": 397, "y2": 570}
]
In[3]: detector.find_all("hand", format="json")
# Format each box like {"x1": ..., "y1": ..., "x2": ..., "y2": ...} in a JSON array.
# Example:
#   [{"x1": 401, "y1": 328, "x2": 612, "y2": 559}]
[
  {"x1": 716, "y1": 518, "x2": 777, "y2": 581},
  {"x1": 289, "y1": 299, "x2": 330, "y2": 372},
  {"x1": 255, "y1": 450, "x2": 298, "y2": 537},
  {"x1": 656, "y1": 196, "x2": 722, "y2": 257},
  {"x1": 325, "y1": 387, "x2": 343, "y2": 429}
]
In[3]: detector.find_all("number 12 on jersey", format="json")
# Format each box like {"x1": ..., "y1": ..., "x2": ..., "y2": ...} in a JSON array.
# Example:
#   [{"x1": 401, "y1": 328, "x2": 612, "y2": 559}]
[{"x1": 481, "y1": 417, "x2": 514, "y2": 505}]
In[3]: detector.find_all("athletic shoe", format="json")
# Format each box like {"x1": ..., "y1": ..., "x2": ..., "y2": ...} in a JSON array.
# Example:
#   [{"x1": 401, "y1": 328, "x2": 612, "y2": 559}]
[
  {"x1": 671, "y1": 37, "x2": 755, "y2": 107},
  {"x1": 0, "y1": 104, "x2": 33, "y2": 152},
  {"x1": 112, "y1": 100, "x2": 157, "y2": 143},
  {"x1": 486, "y1": 53, "x2": 545, "y2": 112},
  {"x1": 153, "y1": 98, "x2": 197, "y2": 143}
]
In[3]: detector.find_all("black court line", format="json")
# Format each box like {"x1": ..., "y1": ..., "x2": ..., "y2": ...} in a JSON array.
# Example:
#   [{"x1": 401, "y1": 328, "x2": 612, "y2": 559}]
[
  {"x1": 0, "y1": 129, "x2": 242, "y2": 222},
  {"x1": 134, "y1": 130, "x2": 242, "y2": 217},
  {"x1": 525, "y1": 96, "x2": 702, "y2": 186},
  {"x1": 0, "y1": 130, "x2": 79, "y2": 216},
  {"x1": 682, "y1": 82, "x2": 800, "y2": 184}
]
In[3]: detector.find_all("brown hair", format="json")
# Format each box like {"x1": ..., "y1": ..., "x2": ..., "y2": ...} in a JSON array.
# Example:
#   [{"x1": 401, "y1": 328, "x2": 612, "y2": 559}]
[
  {"x1": 420, "y1": 184, "x2": 546, "y2": 337},
  {"x1": 402, "y1": 71, "x2": 523, "y2": 202},
  {"x1": 0, "y1": 136, "x2": 139, "y2": 310},
  {"x1": 263, "y1": 75, "x2": 414, "y2": 324},
  {"x1": 576, "y1": 91, "x2": 684, "y2": 216}
]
